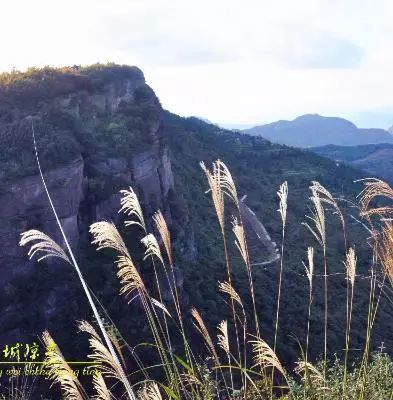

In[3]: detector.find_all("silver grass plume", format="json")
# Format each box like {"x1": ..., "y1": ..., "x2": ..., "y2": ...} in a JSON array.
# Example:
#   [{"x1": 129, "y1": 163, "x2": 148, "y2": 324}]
[
  {"x1": 303, "y1": 247, "x2": 314, "y2": 285},
  {"x1": 138, "y1": 382, "x2": 162, "y2": 400},
  {"x1": 358, "y1": 178, "x2": 393, "y2": 217},
  {"x1": 302, "y1": 186, "x2": 326, "y2": 248},
  {"x1": 42, "y1": 331, "x2": 85, "y2": 400},
  {"x1": 250, "y1": 336, "x2": 286, "y2": 380},
  {"x1": 153, "y1": 210, "x2": 173, "y2": 266},
  {"x1": 116, "y1": 255, "x2": 145, "y2": 299},
  {"x1": 191, "y1": 308, "x2": 218, "y2": 362},
  {"x1": 232, "y1": 217, "x2": 247, "y2": 264},
  {"x1": 90, "y1": 221, "x2": 130, "y2": 258},
  {"x1": 20, "y1": 230, "x2": 71, "y2": 264},
  {"x1": 200, "y1": 159, "x2": 239, "y2": 229},
  {"x1": 277, "y1": 181, "x2": 288, "y2": 226},
  {"x1": 294, "y1": 361, "x2": 325, "y2": 385},
  {"x1": 92, "y1": 373, "x2": 111, "y2": 400},
  {"x1": 78, "y1": 321, "x2": 124, "y2": 382},
  {"x1": 217, "y1": 320, "x2": 230, "y2": 354},
  {"x1": 141, "y1": 233, "x2": 164, "y2": 265},
  {"x1": 344, "y1": 247, "x2": 356, "y2": 287},
  {"x1": 119, "y1": 187, "x2": 146, "y2": 232},
  {"x1": 218, "y1": 281, "x2": 243, "y2": 310}
]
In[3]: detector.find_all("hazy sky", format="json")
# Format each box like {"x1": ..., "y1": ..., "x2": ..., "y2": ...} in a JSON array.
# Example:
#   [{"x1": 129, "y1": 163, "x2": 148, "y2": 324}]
[{"x1": 1, "y1": 0, "x2": 393, "y2": 128}]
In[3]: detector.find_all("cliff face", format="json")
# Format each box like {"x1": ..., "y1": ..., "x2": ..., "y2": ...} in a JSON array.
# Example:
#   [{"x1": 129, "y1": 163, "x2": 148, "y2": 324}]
[{"x1": 0, "y1": 65, "x2": 177, "y2": 339}]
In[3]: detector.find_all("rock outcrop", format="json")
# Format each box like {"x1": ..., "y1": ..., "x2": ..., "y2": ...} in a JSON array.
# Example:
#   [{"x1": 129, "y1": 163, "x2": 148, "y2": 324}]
[{"x1": 0, "y1": 65, "x2": 178, "y2": 340}]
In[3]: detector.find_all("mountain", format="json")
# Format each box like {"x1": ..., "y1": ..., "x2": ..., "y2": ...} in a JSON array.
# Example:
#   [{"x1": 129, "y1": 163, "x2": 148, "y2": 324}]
[
  {"x1": 243, "y1": 114, "x2": 393, "y2": 147},
  {"x1": 311, "y1": 143, "x2": 393, "y2": 183},
  {"x1": 0, "y1": 65, "x2": 392, "y2": 373}
]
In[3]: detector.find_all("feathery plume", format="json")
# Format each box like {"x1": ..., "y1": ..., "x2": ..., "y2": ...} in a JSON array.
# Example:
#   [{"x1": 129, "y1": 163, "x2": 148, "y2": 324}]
[
  {"x1": 141, "y1": 234, "x2": 164, "y2": 265},
  {"x1": 218, "y1": 281, "x2": 243, "y2": 309},
  {"x1": 217, "y1": 320, "x2": 230, "y2": 354},
  {"x1": 116, "y1": 256, "x2": 145, "y2": 299},
  {"x1": 217, "y1": 160, "x2": 239, "y2": 207},
  {"x1": 358, "y1": 178, "x2": 393, "y2": 217},
  {"x1": 380, "y1": 222, "x2": 393, "y2": 282},
  {"x1": 119, "y1": 187, "x2": 146, "y2": 231},
  {"x1": 277, "y1": 181, "x2": 288, "y2": 226},
  {"x1": 344, "y1": 247, "x2": 357, "y2": 287},
  {"x1": 92, "y1": 373, "x2": 111, "y2": 400},
  {"x1": 311, "y1": 181, "x2": 345, "y2": 230},
  {"x1": 302, "y1": 187, "x2": 326, "y2": 247},
  {"x1": 153, "y1": 210, "x2": 173, "y2": 266},
  {"x1": 200, "y1": 159, "x2": 239, "y2": 229},
  {"x1": 294, "y1": 361, "x2": 324, "y2": 385},
  {"x1": 191, "y1": 308, "x2": 218, "y2": 361},
  {"x1": 232, "y1": 217, "x2": 247, "y2": 264},
  {"x1": 78, "y1": 321, "x2": 123, "y2": 382},
  {"x1": 303, "y1": 247, "x2": 314, "y2": 285},
  {"x1": 200, "y1": 161, "x2": 225, "y2": 229},
  {"x1": 90, "y1": 222, "x2": 130, "y2": 258},
  {"x1": 20, "y1": 230, "x2": 70, "y2": 264},
  {"x1": 139, "y1": 382, "x2": 162, "y2": 400},
  {"x1": 250, "y1": 336, "x2": 286, "y2": 379},
  {"x1": 42, "y1": 331, "x2": 85, "y2": 400}
]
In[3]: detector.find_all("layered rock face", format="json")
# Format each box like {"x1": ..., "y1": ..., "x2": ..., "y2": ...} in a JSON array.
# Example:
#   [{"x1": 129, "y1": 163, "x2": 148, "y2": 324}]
[{"x1": 0, "y1": 65, "x2": 177, "y2": 337}]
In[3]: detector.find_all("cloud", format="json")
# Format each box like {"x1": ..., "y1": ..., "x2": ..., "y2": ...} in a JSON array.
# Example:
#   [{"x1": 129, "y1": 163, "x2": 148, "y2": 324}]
[{"x1": 270, "y1": 28, "x2": 363, "y2": 69}]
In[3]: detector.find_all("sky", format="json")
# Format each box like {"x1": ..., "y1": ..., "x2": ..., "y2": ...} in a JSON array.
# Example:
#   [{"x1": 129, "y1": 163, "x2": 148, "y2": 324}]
[{"x1": 1, "y1": 0, "x2": 393, "y2": 129}]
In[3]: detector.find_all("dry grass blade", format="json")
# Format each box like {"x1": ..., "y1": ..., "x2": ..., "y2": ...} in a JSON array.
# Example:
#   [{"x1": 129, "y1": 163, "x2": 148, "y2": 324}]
[
  {"x1": 191, "y1": 308, "x2": 218, "y2": 361},
  {"x1": 303, "y1": 247, "x2": 314, "y2": 285},
  {"x1": 90, "y1": 222, "x2": 130, "y2": 258},
  {"x1": 232, "y1": 217, "x2": 247, "y2": 264},
  {"x1": 42, "y1": 331, "x2": 85, "y2": 400},
  {"x1": 116, "y1": 256, "x2": 145, "y2": 299},
  {"x1": 294, "y1": 361, "x2": 324, "y2": 384},
  {"x1": 19, "y1": 230, "x2": 71, "y2": 264},
  {"x1": 250, "y1": 336, "x2": 286, "y2": 379},
  {"x1": 302, "y1": 187, "x2": 326, "y2": 247},
  {"x1": 141, "y1": 234, "x2": 164, "y2": 265},
  {"x1": 78, "y1": 321, "x2": 123, "y2": 382},
  {"x1": 277, "y1": 181, "x2": 288, "y2": 226},
  {"x1": 217, "y1": 320, "x2": 230, "y2": 354},
  {"x1": 92, "y1": 373, "x2": 111, "y2": 400},
  {"x1": 138, "y1": 382, "x2": 162, "y2": 400},
  {"x1": 151, "y1": 298, "x2": 173, "y2": 319},
  {"x1": 153, "y1": 210, "x2": 173, "y2": 266},
  {"x1": 218, "y1": 281, "x2": 243, "y2": 310},
  {"x1": 358, "y1": 178, "x2": 393, "y2": 217},
  {"x1": 119, "y1": 187, "x2": 146, "y2": 232},
  {"x1": 344, "y1": 247, "x2": 357, "y2": 287}
]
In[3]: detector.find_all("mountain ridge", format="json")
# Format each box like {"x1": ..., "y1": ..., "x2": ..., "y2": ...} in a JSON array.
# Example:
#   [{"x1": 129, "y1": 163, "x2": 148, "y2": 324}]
[{"x1": 243, "y1": 113, "x2": 393, "y2": 147}]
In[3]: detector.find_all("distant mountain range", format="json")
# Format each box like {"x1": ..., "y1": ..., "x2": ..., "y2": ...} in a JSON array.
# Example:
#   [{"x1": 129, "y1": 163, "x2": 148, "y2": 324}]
[
  {"x1": 243, "y1": 114, "x2": 393, "y2": 147},
  {"x1": 312, "y1": 143, "x2": 393, "y2": 183}
]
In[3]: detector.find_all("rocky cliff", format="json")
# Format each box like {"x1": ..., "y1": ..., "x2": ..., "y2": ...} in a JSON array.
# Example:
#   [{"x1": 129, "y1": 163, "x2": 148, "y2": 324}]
[{"x1": 0, "y1": 65, "x2": 177, "y2": 340}]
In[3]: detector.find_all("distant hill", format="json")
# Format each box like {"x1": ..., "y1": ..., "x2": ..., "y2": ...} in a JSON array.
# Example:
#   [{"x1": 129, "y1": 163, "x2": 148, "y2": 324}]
[
  {"x1": 311, "y1": 143, "x2": 393, "y2": 183},
  {"x1": 243, "y1": 114, "x2": 393, "y2": 147}
]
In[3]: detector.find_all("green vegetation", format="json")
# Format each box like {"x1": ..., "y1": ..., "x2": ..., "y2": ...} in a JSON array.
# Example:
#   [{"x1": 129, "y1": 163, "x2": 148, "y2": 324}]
[
  {"x1": 0, "y1": 64, "x2": 158, "y2": 182},
  {"x1": 2, "y1": 65, "x2": 393, "y2": 398},
  {"x1": 18, "y1": 158, "x2": 393, "y2": 399}
]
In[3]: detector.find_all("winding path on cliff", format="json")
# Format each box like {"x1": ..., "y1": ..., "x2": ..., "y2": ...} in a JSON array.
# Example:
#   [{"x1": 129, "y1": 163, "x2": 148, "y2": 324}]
[{"x1": 239, "y1": 195, "x2": 281, "y2": 267}]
